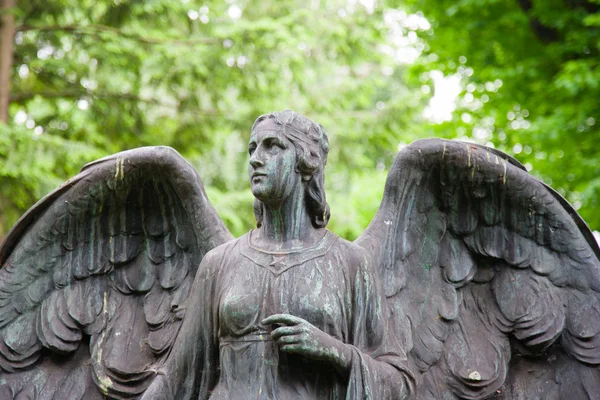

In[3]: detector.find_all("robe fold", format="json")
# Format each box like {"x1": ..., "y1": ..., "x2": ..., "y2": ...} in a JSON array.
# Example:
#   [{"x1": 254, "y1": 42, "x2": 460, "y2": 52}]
[{"x1": 150, "y1": 230, "x2": 416, "y2": 399}]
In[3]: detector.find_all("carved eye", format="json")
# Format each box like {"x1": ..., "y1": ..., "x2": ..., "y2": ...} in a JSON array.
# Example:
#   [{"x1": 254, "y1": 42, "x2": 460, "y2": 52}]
[
  {"x1": 265, "y1": 138, "x2": 284, "y2": 152},
  {"x1": 248, "y1": 145, "x2": 256, "y2": 156}
]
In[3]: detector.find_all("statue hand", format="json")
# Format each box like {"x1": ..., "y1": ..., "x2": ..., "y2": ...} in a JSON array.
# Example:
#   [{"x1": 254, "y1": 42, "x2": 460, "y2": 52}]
[{"x1": 262, "y1": 314, "x2": 352, "y2": 374}]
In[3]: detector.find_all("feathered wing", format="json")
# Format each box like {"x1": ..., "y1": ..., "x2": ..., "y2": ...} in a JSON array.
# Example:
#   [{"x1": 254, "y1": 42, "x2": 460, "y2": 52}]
[
  {"x1": 356, "y1": 139, "x2": 600, "y2": 399},
  {"x1": 0, "y1": 146, "x2": 233, "y2": 399}
]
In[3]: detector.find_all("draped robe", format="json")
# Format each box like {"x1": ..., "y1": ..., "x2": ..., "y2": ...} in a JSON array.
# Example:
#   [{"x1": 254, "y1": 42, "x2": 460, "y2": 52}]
[{"x1": 153, "y1": 230, "x2": 416, "y2": 399}]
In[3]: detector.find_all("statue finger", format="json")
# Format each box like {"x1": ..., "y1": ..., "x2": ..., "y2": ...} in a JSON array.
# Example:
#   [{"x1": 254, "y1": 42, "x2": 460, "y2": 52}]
[
  {"x1": 274, "y1": 334, "x2": 302, "y2": 345},
  {"x1": 279, "y1": 343, "x2": 307, "y2": 354},
  {"x1": 262, "y1": 314, "x2": 304, "y2": 326},
  {"x1": 271, "y1": 326, "x2": 302, "y2": 340}
]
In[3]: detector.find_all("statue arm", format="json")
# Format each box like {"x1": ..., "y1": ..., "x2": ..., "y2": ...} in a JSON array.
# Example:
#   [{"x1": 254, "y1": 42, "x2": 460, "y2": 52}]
[
  {"x1": 344, "y1": 248, "x2": 417, "y2": 399},
  {"x1": 264, "y1": 244, "x2": 417, "y2": 399}
]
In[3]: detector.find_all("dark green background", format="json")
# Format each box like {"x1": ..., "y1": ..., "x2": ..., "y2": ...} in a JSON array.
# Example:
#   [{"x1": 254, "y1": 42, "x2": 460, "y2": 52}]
[{"x1": 1, "y1": 0, "x2": 598, "y2": 240}]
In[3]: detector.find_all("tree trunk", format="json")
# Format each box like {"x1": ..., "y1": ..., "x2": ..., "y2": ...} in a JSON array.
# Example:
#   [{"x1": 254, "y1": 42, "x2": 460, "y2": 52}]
[{"x1": 0, "y1": 0, "x2": 16, "y2": 124}]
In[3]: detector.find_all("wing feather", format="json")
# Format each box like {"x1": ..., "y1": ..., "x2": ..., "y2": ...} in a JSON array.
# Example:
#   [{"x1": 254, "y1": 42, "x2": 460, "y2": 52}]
[
  {"x1": 0, "y1": 146, "x2": 232, "y2": 398},
  {"x1": 357, "y1": 138, "x2": 600, "y2": 398}
]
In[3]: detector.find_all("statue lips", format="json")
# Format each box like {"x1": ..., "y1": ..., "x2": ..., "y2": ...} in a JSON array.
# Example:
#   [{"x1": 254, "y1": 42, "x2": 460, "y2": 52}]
[{"x1": 251, "y1": 171, "x2": 267, "y2": 182}]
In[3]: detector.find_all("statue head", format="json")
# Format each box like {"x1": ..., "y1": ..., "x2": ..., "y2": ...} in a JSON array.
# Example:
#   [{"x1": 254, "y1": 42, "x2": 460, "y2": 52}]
[{"x1": 249, "y1": 110, "x2": 330, "y2": 229}]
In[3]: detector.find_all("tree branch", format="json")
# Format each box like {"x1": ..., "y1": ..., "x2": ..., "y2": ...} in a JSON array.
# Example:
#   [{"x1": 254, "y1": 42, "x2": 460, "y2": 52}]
[
  {"x1": 9, "y1": 90, "x2": 222, "y2": 115},
  {"x1": 515, "y1": 0, "x2": 560, "y2": 44},
  {"x1": 10, "y1": 89, "x2": 177, "y2": 106},
  {"x1": 0, "y1": 0, "x2": 16, "y2": 123},
  {"x1": 10, "y1": 89, "x2": 81, "y2": 102},
  {"x1": 16, "y1": 24, "x2": 219, "y2": 46},
  {"x1": 564, "y1": 0, "x2": 600, "y2": 14}
]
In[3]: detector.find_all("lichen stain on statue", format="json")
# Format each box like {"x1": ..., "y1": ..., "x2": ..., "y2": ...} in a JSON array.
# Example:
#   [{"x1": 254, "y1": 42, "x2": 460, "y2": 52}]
[
  {"x1": 95, "y1": 291, "x2": 113, "y2": 396},
  {"x1": 0, "y1": 110, "x2": 599, "y2": 399}
]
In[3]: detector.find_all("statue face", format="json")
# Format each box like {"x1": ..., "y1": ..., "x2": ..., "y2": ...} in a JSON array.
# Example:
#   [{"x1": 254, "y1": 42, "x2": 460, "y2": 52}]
[{"x1": 248, "y1": 122, "x2": 300, "y2": 204}]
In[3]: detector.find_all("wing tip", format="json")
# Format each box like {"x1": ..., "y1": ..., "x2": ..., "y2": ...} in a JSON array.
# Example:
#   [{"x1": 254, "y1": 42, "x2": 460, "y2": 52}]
[
  {"x1": 0, "y1": 173, "x2": 86, "y2": 266},
  {"x1": 81, "y1": 146, "x2": 181, "y2": 173}
]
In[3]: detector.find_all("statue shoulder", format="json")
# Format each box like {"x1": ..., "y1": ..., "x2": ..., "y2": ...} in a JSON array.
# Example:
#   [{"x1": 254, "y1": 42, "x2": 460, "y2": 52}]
[
  {"x1": 332, "y1": 233, "x2": 375, "y2": 270},
  {"x1": 198, "y1": 235, "x2": 245, "y2": 271}
]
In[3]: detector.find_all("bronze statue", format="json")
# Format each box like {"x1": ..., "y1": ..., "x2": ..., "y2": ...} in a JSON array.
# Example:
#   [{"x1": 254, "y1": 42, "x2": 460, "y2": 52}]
[{"x1": 0, "y1": 110, "x2": 598, "y2": 399}]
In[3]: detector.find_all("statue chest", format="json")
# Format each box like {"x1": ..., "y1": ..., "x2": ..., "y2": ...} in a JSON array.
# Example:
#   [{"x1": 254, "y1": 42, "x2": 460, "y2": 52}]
[{"x1": 217, "y1": 254, "x2": 351, "y2": 341}]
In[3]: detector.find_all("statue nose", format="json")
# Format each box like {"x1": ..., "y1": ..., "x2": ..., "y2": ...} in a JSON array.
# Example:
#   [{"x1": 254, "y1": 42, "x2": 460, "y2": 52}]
[{"x1": 249, "y1": 155, "x2": 264, "y2": 169}]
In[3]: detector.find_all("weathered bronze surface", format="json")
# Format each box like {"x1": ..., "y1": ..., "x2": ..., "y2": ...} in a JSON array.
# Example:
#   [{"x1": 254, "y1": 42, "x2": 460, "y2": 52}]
[{"x1": 0, "y1": 110, "x2": 599, "y2": 399}]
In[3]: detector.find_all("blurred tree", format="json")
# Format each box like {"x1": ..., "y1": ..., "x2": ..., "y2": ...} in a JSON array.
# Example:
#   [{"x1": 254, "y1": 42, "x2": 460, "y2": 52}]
[
  {"x1": 1, "y1": 0, "x2": 598, "y2": 240},
  {"x1": 0, "y1": 0, "x2": 16, "y2": 122},
  {"x1": 400, "y1": 0, "x2": 600, "y2": 230},
  {"x1": 0, "y1": 0, "x2": 431, "y2": 239}
]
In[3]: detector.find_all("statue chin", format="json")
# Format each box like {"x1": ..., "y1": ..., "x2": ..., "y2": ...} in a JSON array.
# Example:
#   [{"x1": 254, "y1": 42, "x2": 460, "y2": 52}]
[
  {"x1": 249, "y1": 183, "x2": 270, "y2": 201},
  {"x1": 250, "y1": 182, "x2": 295, "y2": 206}
]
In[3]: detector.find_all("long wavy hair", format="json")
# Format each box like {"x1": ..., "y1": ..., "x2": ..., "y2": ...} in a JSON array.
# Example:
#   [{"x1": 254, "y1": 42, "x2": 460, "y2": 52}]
[{"x1": 251, "y1": 110, "x2": 331, "y2": 229}]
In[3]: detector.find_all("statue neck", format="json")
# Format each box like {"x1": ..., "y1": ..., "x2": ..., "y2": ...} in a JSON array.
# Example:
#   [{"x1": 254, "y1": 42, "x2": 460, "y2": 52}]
[{"x1": 254, "y1": 188, "x2": 322, "y2": 251}]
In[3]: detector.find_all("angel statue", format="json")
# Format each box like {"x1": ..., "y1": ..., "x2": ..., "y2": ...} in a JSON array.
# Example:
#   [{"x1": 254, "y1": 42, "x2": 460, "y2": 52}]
[{"x1": 0, "y1": 110, "x2": 599, "y2": 400}]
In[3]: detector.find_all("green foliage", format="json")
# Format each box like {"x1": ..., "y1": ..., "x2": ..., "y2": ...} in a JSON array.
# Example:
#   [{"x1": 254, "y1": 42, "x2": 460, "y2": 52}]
[
  {"x1": 2, "y1": 0, "x2": 429, "y2": 239},
  {"x1": 0, "y1": 123, "x2": 103, "y2": 230},
  {"x1": 2, "y1": 0, "x2": 599, "y2": 240},
  {"x1": 401, "y1": 0, "x2": 600, "y2": 230}
]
